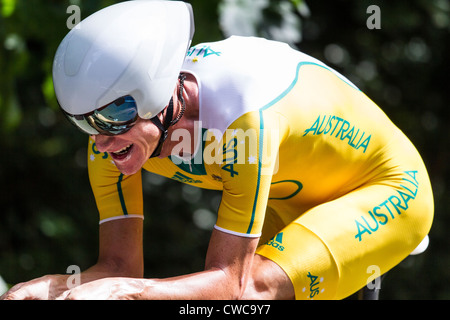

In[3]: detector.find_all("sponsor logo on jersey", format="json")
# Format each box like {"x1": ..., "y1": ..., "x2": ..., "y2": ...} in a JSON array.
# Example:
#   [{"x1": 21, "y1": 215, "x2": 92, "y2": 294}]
[
  {"x1": 171, "y1": 171, "x2": 203, "y2": 184},
  {"x1": 264, "y1": 232, "x2": 285, "y2": 251}
]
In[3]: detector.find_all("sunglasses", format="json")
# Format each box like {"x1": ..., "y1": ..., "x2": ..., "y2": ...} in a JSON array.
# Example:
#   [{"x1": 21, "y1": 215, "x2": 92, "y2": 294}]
[{"x1": 63, "y1": 96, "x2": 139, "y2": 136}]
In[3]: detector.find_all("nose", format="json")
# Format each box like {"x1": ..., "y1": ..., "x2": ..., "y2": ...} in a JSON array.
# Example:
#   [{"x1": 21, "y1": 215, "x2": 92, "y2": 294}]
[{"x1": 93, "y1": 134, "x2": 114, "y2": 152}]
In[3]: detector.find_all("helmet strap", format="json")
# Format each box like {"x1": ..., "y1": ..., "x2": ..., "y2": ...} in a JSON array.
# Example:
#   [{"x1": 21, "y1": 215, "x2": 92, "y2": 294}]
[
  {"x1": 149, "y1": 74, "x2": 187, "y2": 158},
  {"x1": 170, "y1": 74, "x2": 186, "y2": 126}
]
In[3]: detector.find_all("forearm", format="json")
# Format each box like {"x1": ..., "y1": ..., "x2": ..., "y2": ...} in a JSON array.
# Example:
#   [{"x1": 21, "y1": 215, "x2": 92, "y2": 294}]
[
  {"x1": 133, "y1": 230, "x2": 255, "y2": 300},
  {"x1": 65, "y1": 267, "x2": 245, "y2": 300},
  {"x1": 133, "y1": 231, "x2": 256, "y2": 300},
  {"x1": 63, "y1": 229, "x2": 258, "y2": 300},
  {"x1": 138, "y1": 268, "x2": 243, "y2": 300}
]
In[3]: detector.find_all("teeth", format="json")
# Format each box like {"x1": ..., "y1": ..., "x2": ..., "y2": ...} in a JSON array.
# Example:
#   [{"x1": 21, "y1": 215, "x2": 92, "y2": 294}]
[{"x1": 113, "y1": 144, "x2": 132, "y2": 154}]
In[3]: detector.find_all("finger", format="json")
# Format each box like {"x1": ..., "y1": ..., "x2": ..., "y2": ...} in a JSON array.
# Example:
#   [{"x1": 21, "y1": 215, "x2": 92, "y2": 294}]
[{"x1": 0, "y1": 283, "x2": 24, "y2": 300}]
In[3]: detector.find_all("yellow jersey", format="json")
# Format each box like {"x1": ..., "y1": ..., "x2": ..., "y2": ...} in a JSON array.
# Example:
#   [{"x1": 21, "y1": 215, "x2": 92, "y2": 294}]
[{"x1": 88, "y1": 36, "x2": 425, "y2": 243}]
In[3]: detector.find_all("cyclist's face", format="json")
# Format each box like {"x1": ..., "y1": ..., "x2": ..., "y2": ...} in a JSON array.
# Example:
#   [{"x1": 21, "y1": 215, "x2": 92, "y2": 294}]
[{"x1": 92, "y1": 117, "x2": 162, "y2": 175}]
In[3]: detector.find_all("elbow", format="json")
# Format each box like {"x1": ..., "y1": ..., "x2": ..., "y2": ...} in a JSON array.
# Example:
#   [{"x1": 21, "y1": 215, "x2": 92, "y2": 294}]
[{"x1": 210, "y1": 267, "x2": 247, "y2": 300}]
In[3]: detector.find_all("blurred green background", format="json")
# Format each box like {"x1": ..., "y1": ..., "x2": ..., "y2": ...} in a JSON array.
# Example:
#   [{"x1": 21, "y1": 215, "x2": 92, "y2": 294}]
[{"x1": 0, "y1": 0, "x2": 448, "y2": 299}]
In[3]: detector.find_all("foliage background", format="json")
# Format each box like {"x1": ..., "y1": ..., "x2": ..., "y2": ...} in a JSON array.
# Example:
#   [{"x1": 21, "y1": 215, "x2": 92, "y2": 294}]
[{"x1": 0, "y1": 0, "x2": 448, "y2": 299}]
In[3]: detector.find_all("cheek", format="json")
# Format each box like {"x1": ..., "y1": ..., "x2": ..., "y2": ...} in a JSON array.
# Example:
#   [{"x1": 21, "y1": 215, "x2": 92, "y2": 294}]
[{"x1": 129, "y1": 121, "x2": 161, "y2": 153}]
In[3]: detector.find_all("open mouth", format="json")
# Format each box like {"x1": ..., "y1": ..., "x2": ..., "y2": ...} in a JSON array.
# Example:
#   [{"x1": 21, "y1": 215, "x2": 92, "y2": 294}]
[{"x1": 110, "y1": 144, "x2": 133, "y2": 161}]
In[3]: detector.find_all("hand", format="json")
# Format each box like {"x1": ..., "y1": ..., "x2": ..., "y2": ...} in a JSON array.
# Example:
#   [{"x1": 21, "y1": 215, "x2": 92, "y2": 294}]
[
  {"x1": 0, "y1": 275, "x2": 68, "y2": 300},
  {"x1": 60, "y1": 277, "x2": 147, "y2": 300}
]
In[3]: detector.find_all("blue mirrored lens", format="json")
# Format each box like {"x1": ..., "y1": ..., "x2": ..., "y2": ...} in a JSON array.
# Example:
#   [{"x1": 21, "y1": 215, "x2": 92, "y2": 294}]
[{"x1": 64, "y1": 96, "x2": 138, "y2": 135}]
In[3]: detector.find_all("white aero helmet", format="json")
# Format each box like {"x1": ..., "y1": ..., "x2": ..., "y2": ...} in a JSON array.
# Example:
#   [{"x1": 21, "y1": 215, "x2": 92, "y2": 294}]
[{"x1": 52, "y1": 0, "x2": 195, "y2": 120}]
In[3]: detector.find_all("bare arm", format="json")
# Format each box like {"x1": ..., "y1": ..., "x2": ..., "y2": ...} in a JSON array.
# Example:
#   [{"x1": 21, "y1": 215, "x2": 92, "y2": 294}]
[
  {"x1": 1, "y1": 218, "x2": 144, "y2": 300},
  {"x1": 139, "y1": 229, "x2": 259, "y2": 299},
  {"x1": 64, "y1": 228, "x2": 259, "y2": 300}
]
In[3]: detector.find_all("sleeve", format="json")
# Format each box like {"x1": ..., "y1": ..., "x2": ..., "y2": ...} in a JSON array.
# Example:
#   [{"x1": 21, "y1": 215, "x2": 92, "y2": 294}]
[
  {"x1": 87, "y1": 137, "x2": 144, "y2": 224},
  {"x1": 214, "y1": 110, "x2": 283, "y2": 237}
]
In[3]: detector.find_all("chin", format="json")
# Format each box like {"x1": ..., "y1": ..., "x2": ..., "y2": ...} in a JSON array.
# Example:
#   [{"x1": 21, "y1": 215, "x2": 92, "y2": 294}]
[
  {"x1": 116, "y1": 165, "x2": 141, "y2": 176},
  {"x1": 113, "y1": 157, "x2": 146, "y2": 176}
]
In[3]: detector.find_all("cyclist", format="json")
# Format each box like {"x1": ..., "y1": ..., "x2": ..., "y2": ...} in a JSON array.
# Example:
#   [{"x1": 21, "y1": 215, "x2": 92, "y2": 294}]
[{"x1": 2, "y1": 0, "x2": 433, "y2": 300}]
